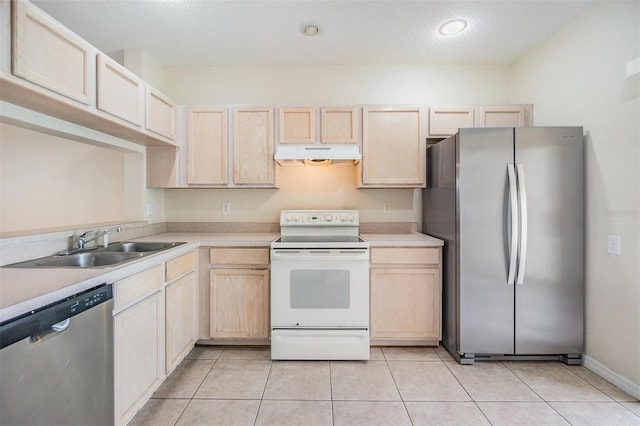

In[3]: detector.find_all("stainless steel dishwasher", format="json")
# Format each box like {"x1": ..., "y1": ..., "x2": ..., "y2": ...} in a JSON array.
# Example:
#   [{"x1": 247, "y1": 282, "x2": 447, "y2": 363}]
[{"x1": 0, "y1": 284, "x2": 114, "y2": 426}]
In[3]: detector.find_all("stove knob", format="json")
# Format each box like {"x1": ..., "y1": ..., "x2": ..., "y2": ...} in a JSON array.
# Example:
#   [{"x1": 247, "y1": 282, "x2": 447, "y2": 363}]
[
  {"x1": 347, "y1": 214, "x2": 355, "y2": 222},
  {"x1": 325, "y1": 215, "x2": 332, "y2": 222},
  {"x1": 285, "y1": 215, "x2": 292, "y2": 222}
]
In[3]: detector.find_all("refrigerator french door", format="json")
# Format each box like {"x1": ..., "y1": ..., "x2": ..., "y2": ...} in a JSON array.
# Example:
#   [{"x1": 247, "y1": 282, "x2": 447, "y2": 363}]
[{"x1": 423, "y1": 127, "x2": 584, "y2": 364}]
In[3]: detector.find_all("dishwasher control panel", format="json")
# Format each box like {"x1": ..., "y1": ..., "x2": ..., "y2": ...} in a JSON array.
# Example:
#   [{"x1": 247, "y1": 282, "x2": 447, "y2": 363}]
[{"x1": 0, "y1": 284, "x2": 112, "y2": 349}]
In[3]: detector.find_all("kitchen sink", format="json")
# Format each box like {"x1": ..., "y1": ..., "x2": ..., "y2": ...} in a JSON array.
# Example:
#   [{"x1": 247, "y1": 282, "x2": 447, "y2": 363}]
[
  {"x1": 3, "y1": 241, "x2": 187, "y2": 269},
  {"x1": 100, "y1": 241, "x2": 184, "y2": 253},
  {"x1": 36, "y1": 252, "x2": 144, "y2": 268}
]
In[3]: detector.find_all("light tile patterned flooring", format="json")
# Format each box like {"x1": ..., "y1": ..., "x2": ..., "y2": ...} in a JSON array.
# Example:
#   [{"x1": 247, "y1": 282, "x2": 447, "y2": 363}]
[{"x1": 130, "y1": 346, "x2": 640, "y2": 426}]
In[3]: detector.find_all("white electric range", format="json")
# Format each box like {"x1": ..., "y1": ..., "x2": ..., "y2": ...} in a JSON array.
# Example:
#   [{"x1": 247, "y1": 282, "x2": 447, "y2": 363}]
[{"x1": 270, "y1": 210, "x2": 370, "y2": 360}]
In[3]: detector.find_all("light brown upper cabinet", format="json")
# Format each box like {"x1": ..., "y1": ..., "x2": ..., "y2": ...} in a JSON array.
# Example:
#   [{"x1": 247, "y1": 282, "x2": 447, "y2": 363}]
[
  {"x1": 279, "y1": 107, "x2": 316, "y2": 143},
  {"x1": 233, "y1": 107, "x2": 276, "y2": 186},
  {"x1": 478, "y1": 105, "x2": 526, "y2": 127},
  {"x1": 360, "y1": 106, "x2": 426, "y2": 188},
  {"x1": 146, "y1": 86, "x2": 176, "y2": 140},
  {"x1": 321, "y1": 107, "x2": 359, "y2": 144},
  {"x1": 187, "y1": 107, "x2": 228, "y2": 185},
  {"x1": 96, "y1": 53, "x2": 144, "y2": 126},
  {"x1": 428, "y1": 107, "x2": 474, "y2": 137},
  {"x1": 429, "y1": 104, "x2": 533, "y2": 137},
  {"x1": 12, "y1": 0, "x2": 95, "y2": 105}
]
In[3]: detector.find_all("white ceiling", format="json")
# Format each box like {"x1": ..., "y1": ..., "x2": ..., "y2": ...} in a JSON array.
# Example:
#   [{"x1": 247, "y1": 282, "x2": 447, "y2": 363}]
[{"x1": 33, "y1": 0, "x2": 595, "y2": 66}]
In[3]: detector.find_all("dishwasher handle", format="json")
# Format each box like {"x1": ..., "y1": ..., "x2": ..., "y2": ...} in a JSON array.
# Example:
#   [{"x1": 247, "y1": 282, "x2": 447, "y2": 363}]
[{"x1": 0, "y1": 284, "x2": 112, "y2": 350}]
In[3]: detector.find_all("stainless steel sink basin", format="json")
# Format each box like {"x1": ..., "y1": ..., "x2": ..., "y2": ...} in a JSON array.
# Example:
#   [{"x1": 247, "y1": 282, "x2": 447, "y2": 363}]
[
  {"x1": 35, "y1": 252, "x2": 144, "y2": 268},
  {"x1": 100, "y1": 241, "x2": 184, "y2": 253},
  {"x1": 3, "y1": 241, "x2": 187, "y2": 269}
]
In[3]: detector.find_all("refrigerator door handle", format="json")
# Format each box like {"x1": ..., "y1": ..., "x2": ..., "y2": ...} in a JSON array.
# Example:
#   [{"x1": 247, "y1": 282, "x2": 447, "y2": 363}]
[
  {"x1": 516, "y1": 163, "x2": 528, "y2": 285},
  {"x1": 507, "y1": 164, "x2": 519, "y2": 285}
]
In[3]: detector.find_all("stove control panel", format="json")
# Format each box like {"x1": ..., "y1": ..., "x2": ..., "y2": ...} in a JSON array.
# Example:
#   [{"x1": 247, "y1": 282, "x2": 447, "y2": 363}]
[{"x1": 281, "y1": 210, "x2": 359, "y2": 226}]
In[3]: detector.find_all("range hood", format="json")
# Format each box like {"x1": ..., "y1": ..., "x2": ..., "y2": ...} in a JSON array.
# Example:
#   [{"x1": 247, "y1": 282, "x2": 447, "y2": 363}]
[{"x1": 274, "y1": 144, "x2": 361, "y2": 166}]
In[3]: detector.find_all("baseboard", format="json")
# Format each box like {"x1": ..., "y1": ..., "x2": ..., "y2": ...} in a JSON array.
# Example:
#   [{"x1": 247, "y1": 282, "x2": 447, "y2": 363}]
[{"x1": 583, "y1": 355, "x2": 640, "y2": 400}]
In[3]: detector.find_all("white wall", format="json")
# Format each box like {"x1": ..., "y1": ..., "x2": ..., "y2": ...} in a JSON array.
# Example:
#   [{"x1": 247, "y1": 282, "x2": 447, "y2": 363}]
[
  {"x1": 162, "y1": 64, "x2": 513, "y2": 224},
  {"x1": 511, "y1": 0, "x2": 639, "y2": 392},
  {"x1": 0, "y1": 123, "x2": 144, "y2": 235}
]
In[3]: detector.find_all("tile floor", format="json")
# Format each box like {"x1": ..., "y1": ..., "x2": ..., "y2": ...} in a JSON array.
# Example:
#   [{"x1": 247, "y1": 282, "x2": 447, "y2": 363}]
[{"x1": 130, "y1": 346, "x2": 640, "y2": 426}]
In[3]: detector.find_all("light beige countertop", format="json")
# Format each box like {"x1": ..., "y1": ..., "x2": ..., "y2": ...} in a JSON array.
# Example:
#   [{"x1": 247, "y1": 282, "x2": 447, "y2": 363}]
[
  {"x1": 363, "y1": 233, "x2": 444, "y2": 247},
  {"x1": 133, "y1": 232, "x2": 278, "y2": 247},
  {"x1": 0, "y1": 231, "x2": 441, "y2": 322}
]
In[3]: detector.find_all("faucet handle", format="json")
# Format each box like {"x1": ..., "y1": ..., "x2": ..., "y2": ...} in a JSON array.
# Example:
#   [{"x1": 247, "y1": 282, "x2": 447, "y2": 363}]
[
  {"x1": 102, "y1": 227, "x2": 122, "y2": 247},
  {"x1": 75, "y1": 230, "x2": 94, "y2": 249}
]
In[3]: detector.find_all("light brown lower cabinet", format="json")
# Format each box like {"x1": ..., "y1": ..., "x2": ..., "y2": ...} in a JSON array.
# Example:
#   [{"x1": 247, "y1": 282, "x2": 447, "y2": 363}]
[
  {"x1": 114, "y1": 290, "x2": 164, "y2": 426},
  {"x1": 210, "y1": 268, "x2": 269, "y2": 339},
  {"x1": 369, "y1": 247, "x2": 442, "y2": 345},
  {"x1": 165, "y1": 271, "x2": 197, "y2": 373},
  {"x1": 208, "y1": 247, "x2": 270, "y2": 340}
]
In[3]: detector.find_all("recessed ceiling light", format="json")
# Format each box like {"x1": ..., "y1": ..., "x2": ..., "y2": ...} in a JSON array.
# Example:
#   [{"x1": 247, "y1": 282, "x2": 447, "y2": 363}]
[
  {"x1": 439, "y1": 19, "x2": 468, "y2": 36},
  {"x1": 303, "y1": 25, "x2": 320, "y2": 36}
]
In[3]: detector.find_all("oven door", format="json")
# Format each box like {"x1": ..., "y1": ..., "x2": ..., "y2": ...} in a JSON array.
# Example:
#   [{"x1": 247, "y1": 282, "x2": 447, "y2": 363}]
[{"x1": 270, "y1": 248, "x2": 369, "y2": 327}]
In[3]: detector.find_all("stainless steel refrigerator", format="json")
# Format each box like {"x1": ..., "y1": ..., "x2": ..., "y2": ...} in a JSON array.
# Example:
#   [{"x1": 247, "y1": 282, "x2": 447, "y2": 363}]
[{"x1": 423, "y1": 127, "x2": 584, "y2": 364}]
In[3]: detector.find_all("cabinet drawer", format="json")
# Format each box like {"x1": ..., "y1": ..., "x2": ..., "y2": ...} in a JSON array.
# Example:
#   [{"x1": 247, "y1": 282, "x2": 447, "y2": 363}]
[
  {"x1": 209, "y1": 248, "x2": 269, "y2": 265},
  {"x1": 370, "y1": 247, "x2": 440, "y2": 266},
  {"x1": 166, "y1": 251, "x2": 196, "y2": 282},
  {"x1": 114, "y1": 265, "x2": 163, "y2": 309}
]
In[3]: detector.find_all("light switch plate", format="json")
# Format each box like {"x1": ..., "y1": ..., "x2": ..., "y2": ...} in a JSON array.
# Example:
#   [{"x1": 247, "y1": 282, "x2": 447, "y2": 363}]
[{"x1": 607, "y1": 235, "x2": 621, "y2": 255}]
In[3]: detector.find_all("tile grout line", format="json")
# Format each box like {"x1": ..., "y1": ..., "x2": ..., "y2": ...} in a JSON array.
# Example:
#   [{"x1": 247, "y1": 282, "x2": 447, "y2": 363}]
[
  {"x1": 329, "y1": 360, "x2": 335, "y2": 426},
  {"x1": 440, "y1": 354, "x2": 493, "y2": 425},
  {"x1": 171, "y1": 349, "x2": 222, "y2": 426},
  {"x1": 382, "y1": 348, "x2": 415, "y2": 426},
  {"x1": 252, "y1": 356, "x2": 273, "y2": 426}
]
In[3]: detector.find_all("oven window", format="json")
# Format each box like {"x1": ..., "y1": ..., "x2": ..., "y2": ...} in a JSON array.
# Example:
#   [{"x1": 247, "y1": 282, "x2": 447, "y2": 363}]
[{"x1": 290, "y1": 270, "x2": 350, "y2": 309}]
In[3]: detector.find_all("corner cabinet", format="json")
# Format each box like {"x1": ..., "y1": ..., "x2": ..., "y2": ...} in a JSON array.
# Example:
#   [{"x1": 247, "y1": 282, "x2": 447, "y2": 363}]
[
  {"x1": 369, "y1": 247, "x2": 442, "y2": 345},
  {"x1": 209, "y1": 248, "x2": 270, "y2": 340},
  {"x1": 359, "y1": 106, "x2": 426, "y2": 188},
  {"x1": 233, "y1": 107, "x2": 276, "y2": 186}
]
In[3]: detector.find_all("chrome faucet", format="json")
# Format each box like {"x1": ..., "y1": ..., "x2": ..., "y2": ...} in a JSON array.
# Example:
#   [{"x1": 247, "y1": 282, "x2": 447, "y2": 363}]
[
  {"x1": 102, "y1": 227, "x2": 122, "y2": 247},
  {"x1": 75, "y1": 230, "x2": 96, "y2": 250}
]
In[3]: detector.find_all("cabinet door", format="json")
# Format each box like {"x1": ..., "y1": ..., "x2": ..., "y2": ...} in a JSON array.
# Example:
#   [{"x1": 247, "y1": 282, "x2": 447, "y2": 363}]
[
  {"x1": 279, "y1": 107, "x2": 315, "y2": 143},
  {"x1": 210, "y1": 269, "x2": 269, "y2": 338},
  {"x1": 370, "y1": 268, "x2": 441, "y2": 340},
  {"x1": 146, "y1": 86, "x2": 176, "y2": 139},
  {"x1": 362, "y1": 106, "x2": 425, "y2": 187},
  {"x1": 321, "y1": 107, "x2": 359, "y2": 143},
  {"x1": 233, "y1": 107, "x2": 275, "y2": 185},
  {"x1": 12, "y1": 0, "x2": 95, "y2": 105},
  {"x1": 428, "y1": 107, "x2": 474, "y2": 137},
  {"x1": 187, "y1": 107, "x2": 228, "y2": 185},
  {"x1": 478, "y1": 105, "x2": 525, "y2": 127},
  {"x1": 96, "y1": 53, "x2": 144, "y2": 126},
  {"x1": 165, "y1": 272, "x2": 197, "y2": 374},
  {"x1": 114, "y1": 291, "x2": 164, "y2": 425}
]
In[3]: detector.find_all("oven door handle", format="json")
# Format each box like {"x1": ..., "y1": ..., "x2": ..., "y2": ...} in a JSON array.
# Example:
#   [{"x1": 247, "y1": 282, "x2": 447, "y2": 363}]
[{"x1": 271, "y1": 249, "x2": 369, "y2": 261}]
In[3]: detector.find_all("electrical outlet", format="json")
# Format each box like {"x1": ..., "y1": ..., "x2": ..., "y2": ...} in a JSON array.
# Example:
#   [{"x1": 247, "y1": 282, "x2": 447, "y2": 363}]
[
  {"x1": 222, "y1": 201, "x2": 231, "y2": 215},
  {"x1": 383, "y1": 202, "x2": 391, "y2": 214},
  {"x1": 146, "y1": 203, "x2": 155, "y2": 216},
  {"x1": 607, "y1": 235, "x2": 621, "y2": 255}
]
